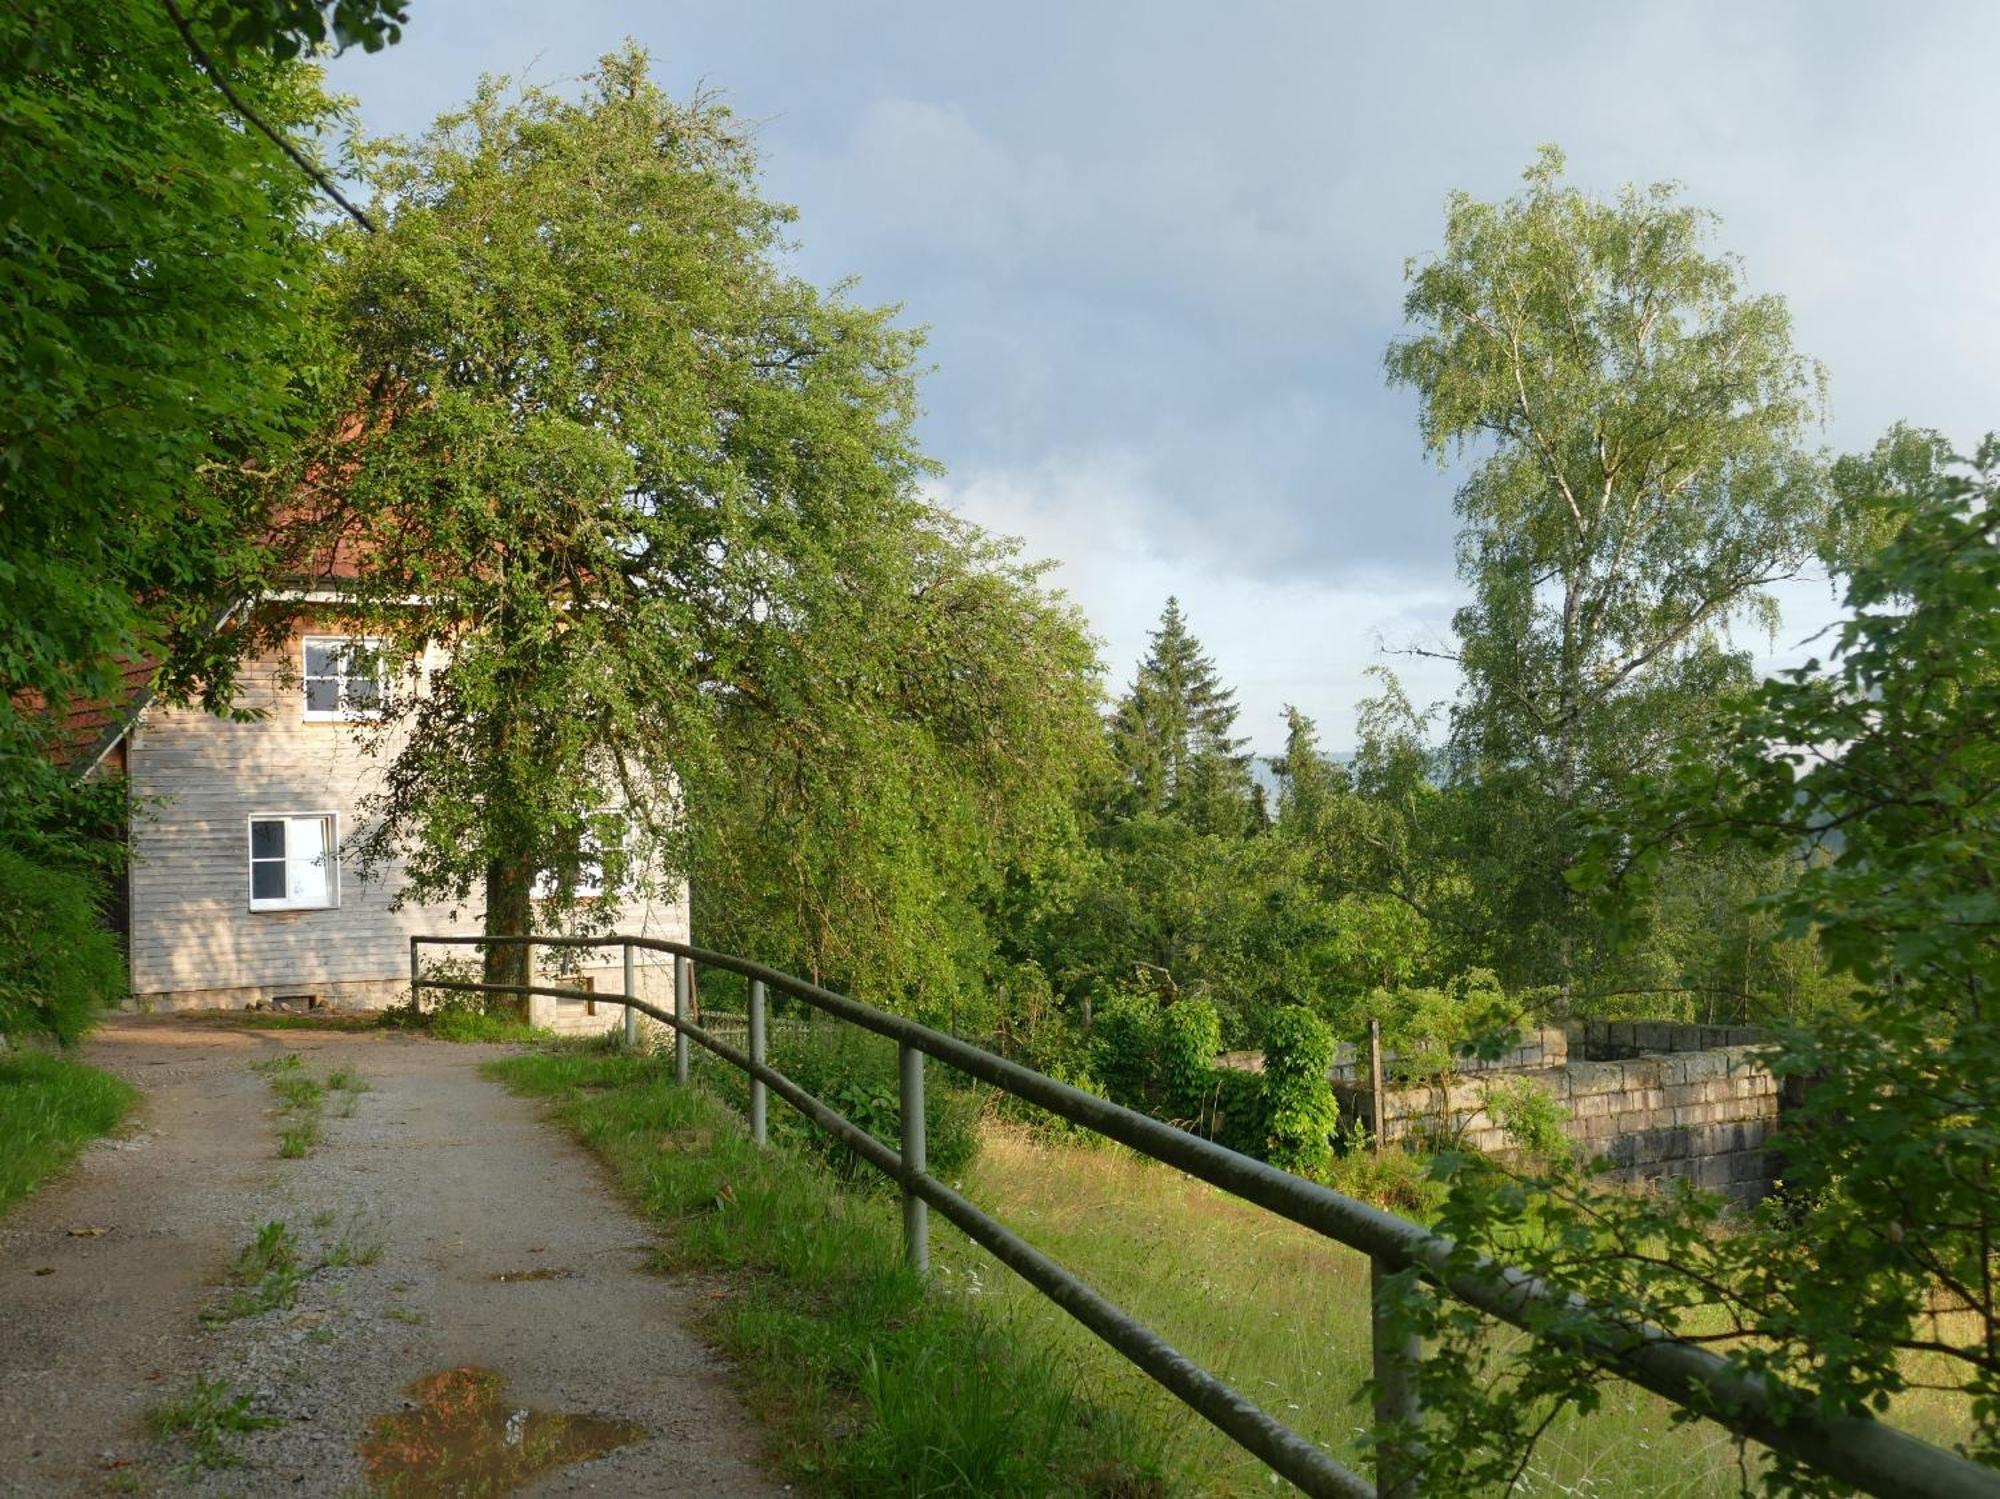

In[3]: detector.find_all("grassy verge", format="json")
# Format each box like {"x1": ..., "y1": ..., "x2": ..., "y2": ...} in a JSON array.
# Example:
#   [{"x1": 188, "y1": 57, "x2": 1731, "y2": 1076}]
[
  {"x1": 380, "y1": 1002, "x2": 552, "y2": 1044},
  {"x1": 0, "y1": 1049, "x2": 137, "y2": 1215},
  {"x1": 485, "y1": 1049, "x2": 1164, "y2": 1497}
]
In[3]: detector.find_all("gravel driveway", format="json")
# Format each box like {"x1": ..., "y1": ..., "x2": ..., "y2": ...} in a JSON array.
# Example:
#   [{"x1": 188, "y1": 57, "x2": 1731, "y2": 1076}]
[{"x1": 0, "y1": 1016, "x2": 782, "y2": 1497}]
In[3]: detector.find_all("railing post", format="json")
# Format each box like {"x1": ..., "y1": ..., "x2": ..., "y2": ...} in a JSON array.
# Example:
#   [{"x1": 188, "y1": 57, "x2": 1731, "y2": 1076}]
[
  {"x1": 1369, "y1": 1017, "x2": 1387, "y2": 1155},
  {"x1": 1371, "y1": 1254, "x2": 1421, "y2": 1498},
  {"x1": 899, "y1": 1041, "x2": 929, "y2": 1274},
  {"x1": 409, "y1": 936, "x2": 421, "y2": 1011},
  {"x1": 748, "y1": 978, "x2": 768, "y2": 1147},
  {"x1": 622, "y1": 941, "x2": 637, "y2": 1050},
  {"x1": 673, "y1": 954, "x2": 690, "y2": 1085}
]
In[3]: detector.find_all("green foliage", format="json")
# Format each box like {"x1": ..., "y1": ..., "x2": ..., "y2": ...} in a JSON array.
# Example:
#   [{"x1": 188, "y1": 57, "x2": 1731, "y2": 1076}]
[
  {"x1": 1395, "y1": 445, "x2": 2000, "y2": 1493},
  {"x1": 1156, "y1": 998, "x2": 1221, "y2": 1125},
  {"x1": 1202, "y1": 1064, "x2": 1271, "y2": 1160},
  {"x1": 1384, "y1": 146, "x2": 1834, "y2": 996},
  {"x1": 288, "y1": 48, "x2": 1100, "y2": 1009},
  {"x1": 484, "y1": 1049, "x2": 1161, "y2": 1494},
  {"x1": 1260, "y1": 1005, "x2": 1337, "y2": 1174},
  {"x1": 422, "y1": 1002, "x2": 552, "y2": 1046},
  {"x1": 0, "y1": 848, "x2": 126, "y2": 1044},
  {"x1": 1, "y1": 2, "x2": 341, "y2": 845},
  {"x1": 1089, "y1": 988, "x2": 1163, "y2": 1107},
  {"x1": 729, "y1": 1024, "x2": 984, "y2": 1186},
  {"x1": 195, "y1": 0, "x2": 408, "y2": 58},
  {"x1": 0, "y1": 1051, "x2": 136, "y2": 1216},
  {"x1": 1342, "y1": 969, "x2": 1519, "y2": 1084},
  {"x1": 1480, "y1": 1076, "x2": 1572, "y2": 1164}
]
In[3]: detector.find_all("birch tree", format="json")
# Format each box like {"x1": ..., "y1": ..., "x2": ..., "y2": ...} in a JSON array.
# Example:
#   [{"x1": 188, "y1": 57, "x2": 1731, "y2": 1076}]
[{"x1": 1385, "y1": 146, "x2": 1832, "y2": 990}]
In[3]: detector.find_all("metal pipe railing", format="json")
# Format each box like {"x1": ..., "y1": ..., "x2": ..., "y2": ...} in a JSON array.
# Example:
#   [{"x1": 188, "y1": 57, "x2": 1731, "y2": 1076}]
[{"x1": 410, "y1": 933, "x2": 2000, "y2": 1499}]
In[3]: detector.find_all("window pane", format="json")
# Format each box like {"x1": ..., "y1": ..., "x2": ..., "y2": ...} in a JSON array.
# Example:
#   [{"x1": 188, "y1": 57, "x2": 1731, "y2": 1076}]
[
  {"x1": 304, "y1": 678, "x2": 340, "y2": 714},
  {"x1": 345, "y1": 673, "x2": 383, "y2": 712},
  {"x1": 303, "y1": 641, "x2": 340, "y2": 677},
  {"x1": 250, "y1": 820, "x2": 285, "y2": 859},
  {"x1": 287, "y1": 817, "x2": 332, "y2": 906},
  {"x1": 251, "y1": 859, "x2": 285, "y2": 901}
]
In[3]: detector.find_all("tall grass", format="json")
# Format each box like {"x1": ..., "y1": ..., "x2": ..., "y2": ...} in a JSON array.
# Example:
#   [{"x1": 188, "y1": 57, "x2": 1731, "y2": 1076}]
[
  {"x1": 953, "y1": 1126, "x2": 1979, "y2": 1496},
  {"x1": 0, "y1": 1050, "x2": 135, "y2": 1215},
  {"x1": 485, "y1": 1049, "x2": 1163, "y2": 1497}
]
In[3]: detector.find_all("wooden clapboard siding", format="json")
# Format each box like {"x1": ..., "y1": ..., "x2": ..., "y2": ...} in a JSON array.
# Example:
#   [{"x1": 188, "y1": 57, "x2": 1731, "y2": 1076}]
[{"x1": 127, "y1": 620, "x2": 689, "y2": 1005}]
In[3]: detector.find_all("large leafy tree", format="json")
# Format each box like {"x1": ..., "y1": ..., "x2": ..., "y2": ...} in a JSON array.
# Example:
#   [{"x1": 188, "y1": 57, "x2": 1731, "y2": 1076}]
[
  {"x1": 0, "y1": 1, "x2": 340, "y2": 861},
  {"x1": 1385, "y1": 147, "x2": 1833, "y2": 994},
  {"x1": 287, "y1": 50, "x2": 1102, "y2": 1006}
]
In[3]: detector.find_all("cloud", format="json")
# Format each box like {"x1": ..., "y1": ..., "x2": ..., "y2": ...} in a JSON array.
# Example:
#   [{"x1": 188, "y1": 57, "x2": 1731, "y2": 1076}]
[{"x1": 330, "y1": 0, "x2": 2000, "y2": 748}]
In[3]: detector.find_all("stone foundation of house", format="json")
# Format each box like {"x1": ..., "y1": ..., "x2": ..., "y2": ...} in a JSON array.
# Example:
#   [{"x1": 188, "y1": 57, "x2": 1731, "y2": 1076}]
[{"x1": 128, "y1": 957, "x2": 683, "y2": 1040}]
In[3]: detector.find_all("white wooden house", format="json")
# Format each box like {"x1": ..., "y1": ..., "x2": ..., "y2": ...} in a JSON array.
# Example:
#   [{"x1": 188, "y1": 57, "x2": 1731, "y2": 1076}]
[{"x1": 81, "y1": 615, "x2": 686, "y2": 1033}]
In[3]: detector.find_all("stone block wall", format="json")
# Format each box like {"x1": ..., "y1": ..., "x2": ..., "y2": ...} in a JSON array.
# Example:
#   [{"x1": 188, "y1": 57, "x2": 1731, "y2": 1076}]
[
  {"x1": 1564, "y1": 1019, "x2": 1765, "y2": 1059},
  {"x1": 1321, "y1": 1025, "x2": 1571, "y2": 1082},
  {"x1": 1331, "y1": 1040, "x2": 1782, "y2": 1207}
]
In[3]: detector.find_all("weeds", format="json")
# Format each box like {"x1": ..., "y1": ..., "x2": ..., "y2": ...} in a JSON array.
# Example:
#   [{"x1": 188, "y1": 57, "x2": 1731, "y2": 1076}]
[
  {"x1": 0, "y1": 1051, "x2": 136, "y2": 1217},
  {"x1": 381, "y1": 992, "x2": 552, "y2": 1045},
  {"x1": 255, "y1": 1053, "x2": 358, "y2": 1157},
  {"x1": 147, "y1": 1376, "x2": 279, "y2": 1470},
  {"x1": 322, "y1": 1218, "x2": 384, "y2": 1269},
  {"x1": 486, "y1": 1049, "x2": 1162, "y2": 1497},
  {"x1": 204, "y1": 1219, "x2": 301, "y2": 1324}
]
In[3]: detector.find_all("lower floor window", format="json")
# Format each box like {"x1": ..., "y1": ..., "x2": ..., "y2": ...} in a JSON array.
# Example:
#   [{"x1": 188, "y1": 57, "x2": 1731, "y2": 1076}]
[{"x1": 249, "y1": 813, "x2": 339, "y2": 911}]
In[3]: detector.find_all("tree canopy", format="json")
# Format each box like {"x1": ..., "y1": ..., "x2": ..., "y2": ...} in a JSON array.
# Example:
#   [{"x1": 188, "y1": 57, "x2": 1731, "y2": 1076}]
[
  {"x1": 283, "y1": 49, "x2": 1103, "y2": 1007},
  {"x1": 0, "y1": 0, "x2": 340, "y2": 866},
  {"x1": 1384, "y1": 146, "x2": 1833, "y2": 996}
]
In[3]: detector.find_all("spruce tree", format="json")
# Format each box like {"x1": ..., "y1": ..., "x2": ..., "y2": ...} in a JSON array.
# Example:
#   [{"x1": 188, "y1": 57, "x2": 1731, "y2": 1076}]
[{"x1": 1109, "y1": 598, "x2": 1253, "y2": 831}]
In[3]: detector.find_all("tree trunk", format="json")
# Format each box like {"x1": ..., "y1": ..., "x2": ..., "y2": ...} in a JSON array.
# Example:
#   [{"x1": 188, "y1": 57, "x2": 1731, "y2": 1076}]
[{"x1": 483, "y1": 854, "x2": 534, "y2": 1018}]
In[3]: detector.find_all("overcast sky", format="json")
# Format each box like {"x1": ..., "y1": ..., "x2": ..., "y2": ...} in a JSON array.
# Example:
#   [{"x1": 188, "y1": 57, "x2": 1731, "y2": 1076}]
[{"x1": 329, "y1": 2, "x2": 1999, "y2": 750}]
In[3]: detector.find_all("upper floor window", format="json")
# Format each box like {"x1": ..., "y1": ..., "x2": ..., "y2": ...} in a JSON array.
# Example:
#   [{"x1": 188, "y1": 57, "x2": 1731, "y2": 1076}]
[
  {"x1": 302, "y1": 636, "x2": 387, "y2": 721},
  {"x1": 248, "y1": 813, "x2": 340, "y2": 911}
]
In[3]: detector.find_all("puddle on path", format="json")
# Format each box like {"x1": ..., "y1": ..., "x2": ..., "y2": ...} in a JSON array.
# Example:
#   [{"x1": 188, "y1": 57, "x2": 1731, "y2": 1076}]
[{"x1": 359, "y1": 1366, "x2": 642, "y2": 1497}]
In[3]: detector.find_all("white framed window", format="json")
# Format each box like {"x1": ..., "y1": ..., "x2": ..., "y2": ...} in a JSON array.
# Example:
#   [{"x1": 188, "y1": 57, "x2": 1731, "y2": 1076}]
[
  {"x1": 301, "y1": 636, "x2": 387, "y2": 721},
  {"x1": 248, "y1": 813, "x2": 340, "y2": 911}
]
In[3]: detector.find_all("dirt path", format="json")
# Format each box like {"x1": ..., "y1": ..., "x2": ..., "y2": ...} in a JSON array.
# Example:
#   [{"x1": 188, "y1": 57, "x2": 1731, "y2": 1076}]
[{"x1": 0, "y1": 1017, "x2": 782, "y2": 1497}]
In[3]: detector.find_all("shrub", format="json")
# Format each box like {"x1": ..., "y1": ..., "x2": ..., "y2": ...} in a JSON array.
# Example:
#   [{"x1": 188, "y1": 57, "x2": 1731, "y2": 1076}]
[
  {"x1": 1481, "y1": 1075, "x2": 1572, "y2": 1164},
  {"x1": 766, "y1": 1025, "x2": 983, "y2": 1184},
  {"x1": 1157, "y1": 998, "x2": 1222, "y2": 1127},
  {"x1": 1262, "y1": 1005, "x2": 1338, "y2": 1174},
  {"x1": 1204, "y1": 1064, "x2": 1270, "y2": 1158},
  {"x1": 0, "y1": 847, "x2": 125, "y2": 1044},
  {"x1": 1090, "y1": 986, "x2": 1162, "y2": 1107}
]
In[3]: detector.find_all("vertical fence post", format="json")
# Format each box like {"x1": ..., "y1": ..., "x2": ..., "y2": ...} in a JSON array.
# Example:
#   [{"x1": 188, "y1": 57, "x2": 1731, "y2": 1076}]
[
  {"x1": 748, "y1": 979, "x2": 768, "y2": 1147},
  {"x1": 899, "y1": 1042, "x2": 929, "y2": 1274},
  {"x1": 409, "y1": 936, "x2": 420, "y2": 1011},
  {"x1": 673, "y1": 954, "x2": 690, "y2": 1085},
  {"x1": 1371, "y1": 1254, "x2": 1421, "y2": 1498},
  {"x1": 1368, "y1": 1017, "x2": 1387, "y2": 1155},
  {"x1": 622, "y1": 941, "x2": 637, "y2": 1050}
]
